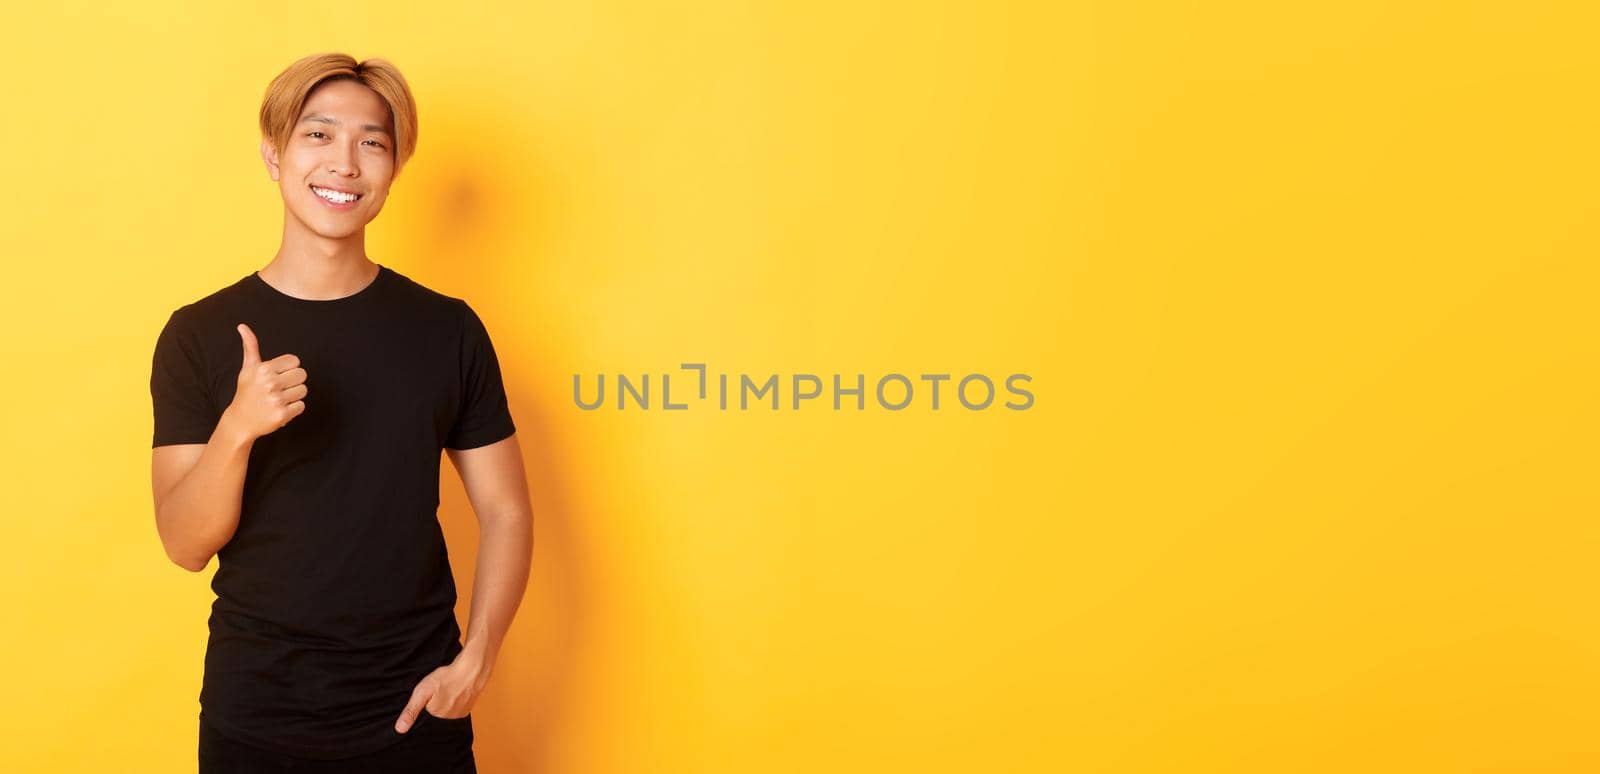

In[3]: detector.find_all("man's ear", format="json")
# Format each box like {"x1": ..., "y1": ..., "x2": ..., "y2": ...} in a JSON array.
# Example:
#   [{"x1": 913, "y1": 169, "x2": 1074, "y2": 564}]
[{"x1": 260, "y1": 138, "x2": 281, "y2": 182}]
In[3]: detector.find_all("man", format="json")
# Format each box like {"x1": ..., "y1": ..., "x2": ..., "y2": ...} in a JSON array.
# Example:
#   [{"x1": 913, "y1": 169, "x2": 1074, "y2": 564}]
[{"x1": 149, "y1": 53, "x2": 533, "y2": 773}]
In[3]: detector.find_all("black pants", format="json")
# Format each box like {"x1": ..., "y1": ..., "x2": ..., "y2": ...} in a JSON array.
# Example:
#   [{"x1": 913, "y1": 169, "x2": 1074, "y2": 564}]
[{"x1": 198, "y1": 712, "x2": 477, "y2": 773}]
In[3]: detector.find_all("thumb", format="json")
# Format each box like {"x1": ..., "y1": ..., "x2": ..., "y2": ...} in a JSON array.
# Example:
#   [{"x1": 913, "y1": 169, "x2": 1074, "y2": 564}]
[
  {"x1": 395, "y1": 681, "x2": 433, "y2": 734},
  {"x1": 236, "y1": 323, "x2": 260, "y2": 367}
]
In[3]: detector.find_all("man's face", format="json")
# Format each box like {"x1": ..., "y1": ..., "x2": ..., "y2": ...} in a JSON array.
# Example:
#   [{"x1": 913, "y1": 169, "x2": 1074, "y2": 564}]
[{"x1": 262, "y1": 79, "x2": 397, "y2": 240}]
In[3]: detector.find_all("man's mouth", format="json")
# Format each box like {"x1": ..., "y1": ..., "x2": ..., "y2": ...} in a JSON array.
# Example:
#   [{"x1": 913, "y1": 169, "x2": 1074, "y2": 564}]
[{"x1": 310, "y1": 184, "x2": 362, "y2": 204}]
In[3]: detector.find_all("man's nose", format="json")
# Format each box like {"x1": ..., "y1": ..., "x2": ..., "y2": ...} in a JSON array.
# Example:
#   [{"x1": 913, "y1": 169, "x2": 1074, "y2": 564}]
[{"x1": 329, "y1": 145, "x2": 359, "y2": 177}]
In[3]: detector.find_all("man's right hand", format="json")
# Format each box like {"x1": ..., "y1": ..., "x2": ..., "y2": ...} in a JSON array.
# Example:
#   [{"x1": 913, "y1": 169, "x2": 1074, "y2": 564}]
[{"x1": 223, "y1": 322, "x2": 308, "y2": 439}]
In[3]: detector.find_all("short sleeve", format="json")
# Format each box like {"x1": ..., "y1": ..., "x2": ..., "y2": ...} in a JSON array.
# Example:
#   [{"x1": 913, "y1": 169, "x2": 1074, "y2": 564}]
[
  {"x1": 445, "y1": 301, "x2": 517, "y2": 450},
  {"x1": 150, "y1": 308, "x2": 221, "y2": 447}
]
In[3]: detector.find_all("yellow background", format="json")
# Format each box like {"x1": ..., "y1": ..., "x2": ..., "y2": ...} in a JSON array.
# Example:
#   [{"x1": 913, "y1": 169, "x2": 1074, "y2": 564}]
[{"x1": 2, "y1": 2, "x2": 1595, "y2": 772}]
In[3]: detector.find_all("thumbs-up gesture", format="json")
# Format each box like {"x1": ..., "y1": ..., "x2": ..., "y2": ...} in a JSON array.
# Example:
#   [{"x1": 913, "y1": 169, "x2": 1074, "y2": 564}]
[{"x1": 224, "y1": 322, "x2": 308, "y2": 440}]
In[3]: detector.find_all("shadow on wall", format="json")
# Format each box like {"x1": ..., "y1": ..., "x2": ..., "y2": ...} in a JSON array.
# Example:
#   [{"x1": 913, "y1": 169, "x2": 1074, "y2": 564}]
[{"x1": 411, "y1": 92, "x2": 585, "y2": 773}]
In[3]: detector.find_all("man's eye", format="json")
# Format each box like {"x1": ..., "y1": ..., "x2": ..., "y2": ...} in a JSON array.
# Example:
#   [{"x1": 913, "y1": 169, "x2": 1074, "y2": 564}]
[
  {"x1": 307, "y1": 131, "x2": 326, "y2": 139},
  {"x1": 364, "y1": 140, "x2": 386, "y2": 149}
]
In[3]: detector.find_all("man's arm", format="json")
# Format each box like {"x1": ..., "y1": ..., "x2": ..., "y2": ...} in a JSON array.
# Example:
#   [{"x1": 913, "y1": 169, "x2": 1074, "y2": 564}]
[
  {"x1": 151, "y1": 416, "x2": 256, "y2": 571},
  {"x1": 150, "y1": 322, "x2": 306, "y2": 571},
  {"x1": 446, "y1": 432, "x2": 534, "y2": 688}
]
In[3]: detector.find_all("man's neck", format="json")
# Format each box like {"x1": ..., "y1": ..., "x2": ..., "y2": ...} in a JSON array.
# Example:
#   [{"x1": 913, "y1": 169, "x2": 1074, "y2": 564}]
[
  {"x1": 258, "y1": 251, "x2": 380, "y2": 301},
  {"x1": 262, "y1": 211, "x2": 381, "y2": 299}
]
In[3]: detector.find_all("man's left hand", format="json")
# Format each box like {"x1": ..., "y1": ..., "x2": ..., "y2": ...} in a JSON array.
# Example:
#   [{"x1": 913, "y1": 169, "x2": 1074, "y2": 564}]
[{"x1": 394, "y1": 648, "x2": 490, "y2": 733}]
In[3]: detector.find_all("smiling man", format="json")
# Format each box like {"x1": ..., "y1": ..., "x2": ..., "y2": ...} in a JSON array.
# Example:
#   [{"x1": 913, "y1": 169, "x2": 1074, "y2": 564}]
[{"x1": 148, "y1": 53, "x2": 533, "y2": 773}]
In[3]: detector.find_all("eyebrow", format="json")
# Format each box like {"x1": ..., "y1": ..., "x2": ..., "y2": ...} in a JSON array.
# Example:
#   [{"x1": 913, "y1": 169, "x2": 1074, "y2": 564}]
[{"x1": 297, "y1": 113, "x2": 393, "y2": 137}]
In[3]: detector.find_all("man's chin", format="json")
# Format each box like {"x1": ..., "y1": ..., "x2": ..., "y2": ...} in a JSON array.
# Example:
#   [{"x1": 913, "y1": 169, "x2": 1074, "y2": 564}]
[{"x1": 287, "y1": 212, "x2": 372, "y2": 239}]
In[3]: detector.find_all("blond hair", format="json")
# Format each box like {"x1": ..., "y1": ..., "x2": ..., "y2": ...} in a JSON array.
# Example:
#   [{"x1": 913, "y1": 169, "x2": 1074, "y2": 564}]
[{"x1": 259, "y1": 53, "x2": 419, "y2": 176}]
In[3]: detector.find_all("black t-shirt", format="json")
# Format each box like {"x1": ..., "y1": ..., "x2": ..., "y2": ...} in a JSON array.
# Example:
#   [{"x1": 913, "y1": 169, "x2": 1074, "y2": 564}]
[{"x1": 149, "y1": 264, "x2": 516, "y2": 759}]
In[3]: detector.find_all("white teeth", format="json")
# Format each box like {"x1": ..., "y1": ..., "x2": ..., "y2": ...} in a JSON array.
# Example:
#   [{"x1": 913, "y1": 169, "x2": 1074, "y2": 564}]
[{"x1": 312, "y1": 186, "x2": 358, "y2": 203}]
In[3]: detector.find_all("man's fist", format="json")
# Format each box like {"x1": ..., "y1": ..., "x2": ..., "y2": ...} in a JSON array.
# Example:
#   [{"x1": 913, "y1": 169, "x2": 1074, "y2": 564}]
[{"x1": 223, "y1": 322, "x2": 307, "y2": 440}]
